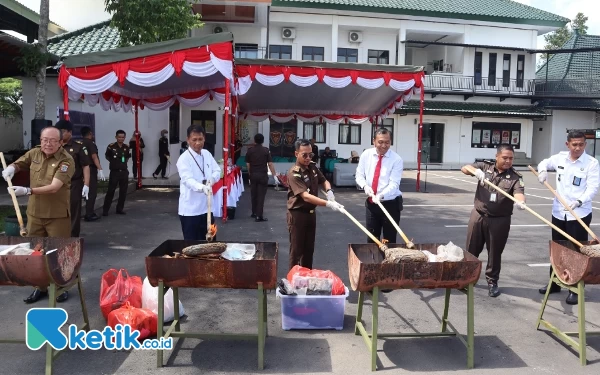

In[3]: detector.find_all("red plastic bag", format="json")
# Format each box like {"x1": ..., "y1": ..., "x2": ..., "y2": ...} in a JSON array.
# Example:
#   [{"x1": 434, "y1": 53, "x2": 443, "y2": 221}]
[
  {"x1": 107, "y1": 302, "x2": 158, "y2": 340},
  {"x1": 99, "y1": 268, "x2": 143, "y2": 320},
  {"x1": 287, "y1": 265, "x2": 346, "y2": 295}
]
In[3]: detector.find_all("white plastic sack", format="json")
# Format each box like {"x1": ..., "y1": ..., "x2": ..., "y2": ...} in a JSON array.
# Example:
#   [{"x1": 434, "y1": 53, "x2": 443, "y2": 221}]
[
  {"x1": 221, "y1": 243, "x2": 256, "y2": 261},
  {"x1": 0, "y1": 243, "x2": 31, "y2": 255},
  {"x1": 142, "y1": 277, "x2": 185, "y2": 322},
  {"x1": 436, "y1": 241, "x2": 464, "y2": 262}
]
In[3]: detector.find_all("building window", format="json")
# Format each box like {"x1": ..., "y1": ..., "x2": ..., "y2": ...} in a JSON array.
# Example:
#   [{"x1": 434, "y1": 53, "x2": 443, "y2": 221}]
[
  {"x1": 503, "y1": 54, "x2": 511, "y2": 87},
  {"x1": 304, "y1": 122, "x2": 326, "y2": 143},
  {"x1": 368, "y1": 49, "x2": 389, "y2": 64},
  {"x1": 302, "y1": 46, "x2": 324, "y2": 61},
  {"x1": 337, "y1": 48, "x2": 358, "y2": 63},
  {"x1": 516, "y1": 55, "x2": 525, "y2": 88},
  {"x1": 470, "y1": 122, "x2": 521, "y2": 149},
  {"x1": 474, "y1": 52, "x2": 482, "y2": 85},
  {"x1": 371, "y1": 119, "x2": 394, "y2": 145},
  {"x1": 339, "y1": 124, "x2": 361, "y2": 144},
  {"x1": 235, "y1": 43, "x2": 259, "y2": 58},
  {"x1": 269, "y1": 45, "x2": 292, "y2": 60},
  {"x1": 488, "y1": 53, "x2": 497, "y2": 86}
]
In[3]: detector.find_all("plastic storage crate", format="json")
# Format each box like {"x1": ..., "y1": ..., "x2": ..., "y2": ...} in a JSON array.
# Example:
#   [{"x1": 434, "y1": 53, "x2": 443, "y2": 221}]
[{"x1": 276, "y1": 287, "x2": 349, "y2": 330}]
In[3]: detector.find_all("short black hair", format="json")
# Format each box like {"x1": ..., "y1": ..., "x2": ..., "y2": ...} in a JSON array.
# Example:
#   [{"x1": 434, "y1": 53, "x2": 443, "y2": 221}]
[
  {"x1": 373, "y1": 127, "x2": 391, "y2": 138},
  {"x1": 80, "y1": 126, "x2": 92, "y2": 137},
  {"x1": 187, "y1": 124, "x2": 206, "y2": 137},
  {"x1": 55, "y1": 119, "x2": 73, "y2": 132},
  {"x1": 116, "y1": 129, "x2": 126, "y2": 136},
  {"x1": 496, "y1": 144, "x2": 514, "y2": 154},
  {"x1": 567, "y1": 131, "x2": 586, "y2": 141},
  {"x1": 254, "y1": 133, "x2": 264, "y2": 144},
  {"x1": 295, "y1": 138, "x2": 311, "y2": 151}
]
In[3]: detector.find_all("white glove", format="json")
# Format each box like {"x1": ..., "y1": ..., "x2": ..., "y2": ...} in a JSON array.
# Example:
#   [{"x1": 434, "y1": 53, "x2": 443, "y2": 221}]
[
  {"x1": 473, "y1": 169, "x2": 486, "y2": 183},
  {"x1": 198, "y1": 184, "x2": 212, "y2": 196},
  {"x1": 372, "y1": 194, "x2": 382, "y2": 204},
  {"x1": 326, "y1": 201, "x2": 344, "y2": 212},
  {"x1": 2, "y1": 165, "x2": 15, "y2": 181},
  {"x1": 514, "y1": 201, "x2": 527, "y2": 211},
  {"x1": 82, "y1": 185, "x2": 89, "y2": 200},
  {"x1": 568, "y1": 200, "x2": 582, "y2": 210},
  {"x1": 8, "y1": 186, "x2": 28, "y2": 197},
  {"x1": 537, "y1": 170, "x2": 547, "y2": 184},
  {"x1": 326, "y1": 190, "x2": 335, "y2": 201},
  {"x1": 273, "y1": 175, "x2": 280, "y2": 185},
  {"x1": 98, "y1": 170, "x2": 106, "y2": 181},
  {"x1": 363, "y1": 185, "x2": 374, "y2": 197}
]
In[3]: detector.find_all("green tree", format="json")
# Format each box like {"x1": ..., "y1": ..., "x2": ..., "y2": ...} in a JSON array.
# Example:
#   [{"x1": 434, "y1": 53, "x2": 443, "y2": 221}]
[
  {"x1": 0, "y1": 78, "x2": 22, "y2": 118},
  {"x1": 104, "y1": 0, "x2": 203, "y2": 47},
  {"x1": 539, "y1": 12, "x2": 588, "y2": 65}
]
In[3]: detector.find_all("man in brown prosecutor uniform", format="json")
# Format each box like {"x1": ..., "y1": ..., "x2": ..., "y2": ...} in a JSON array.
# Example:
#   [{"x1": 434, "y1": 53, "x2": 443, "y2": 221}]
[
  {"x1": 55, "y1": 120, "x2": 90, "y2": 237},
  {"x1": 103, "y1": 129, "x2": 131, "y2": 216},
  {"x1": 245, "y1": 133, "x2": 280, "y2": 222},
  {"x1": 80, "y1": 126, "x2": 106, "y2": 221},
  {"x1": 287, "y1": 139, "x2": 344, "y2": 270},
  {"x1": 2, "y1": 126, "x2": 74, "y2": 303},
  {"x1": 461, "y1": 144, "x2": 526, "y2": 297}
]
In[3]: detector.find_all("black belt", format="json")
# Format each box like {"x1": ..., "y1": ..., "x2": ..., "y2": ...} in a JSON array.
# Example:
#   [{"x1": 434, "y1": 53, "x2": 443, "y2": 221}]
[{"x1": 290, "y1": 208, "x2": 315, "y2": 214}]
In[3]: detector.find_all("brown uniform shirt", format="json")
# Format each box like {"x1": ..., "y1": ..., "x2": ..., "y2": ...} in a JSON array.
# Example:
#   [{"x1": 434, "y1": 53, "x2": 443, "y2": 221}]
[
  {"x1": 63, "y1": 140, "x2": 91, "y2": 180},
  {"x1": 105, "y1": 142, "x2": 131, "y2": 171},
  {"x1": 81, "y1": 138, "x2": 99, "y2": 170},
  {"x1": 472, "y1": 161, "x2": 525, "y2": 217},
  {"x1": 245, "y1": 145, "x2": 272, "y2": 175},
  {"x1": 14, "y1": 147, "x2": 75, "y2": 219},
  {"x1": 287, "y1": 162, "x2": 326, "y2": 211}
]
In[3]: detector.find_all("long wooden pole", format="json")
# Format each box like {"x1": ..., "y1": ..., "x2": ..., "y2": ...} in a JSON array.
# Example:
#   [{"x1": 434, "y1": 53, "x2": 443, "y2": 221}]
[
  {"x1": 375, "y1": 200, "x2": 415, "y2": 248},
  {"x1": 0, "y1": 153, "x2": 27, "y2": 236}
]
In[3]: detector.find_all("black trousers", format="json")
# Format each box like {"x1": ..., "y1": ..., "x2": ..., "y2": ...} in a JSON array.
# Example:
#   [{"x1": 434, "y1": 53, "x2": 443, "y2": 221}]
[
  {"x1": 70, "y1": 178, "x2": 83, "y2": 237},
  {"x1": 132, "y1": 157, "x2": 143, "y2": 178},
  {"x1": 85, "y1": 168, "x2": 98, "y2": 217},
  {"x1": 365, "y1": 196, "x2": 403, "y2": 243},
  {"x1": 154, "y1": 156, "x2": 167, "y2": 177},
  {"x1": 287, "y1": 210, "x2": 316, "y2": 270},
  {"x1": 179, "y1": 213, "x2": 216, "y2": 241},
  {"x1": 250, "y1": 173, "x2": 268, "y2": 217},
  {"x1": 103, "y1": 170, "x2": 129, "y2": 214},
  {"x1": 548, "y1": 213, "x2": 592, "y2": 285},
  {"x1": 466, "y1": 209, "x2": 511, "y2": 284}
]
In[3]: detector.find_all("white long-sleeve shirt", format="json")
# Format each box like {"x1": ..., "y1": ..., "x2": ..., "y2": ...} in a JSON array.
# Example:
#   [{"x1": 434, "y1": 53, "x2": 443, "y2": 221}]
[
  {"x1": 538, "y1": 151, "x2": 600, "y2": 220},
  {"x1": 355, "y1": 148, "x2": 403, "y2": 201},
  {"x1": 176, "y1": 148, "x2": 221, "y2": 216}
]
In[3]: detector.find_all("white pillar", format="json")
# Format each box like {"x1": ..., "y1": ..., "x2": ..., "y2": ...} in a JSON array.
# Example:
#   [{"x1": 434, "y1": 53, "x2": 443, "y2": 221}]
[
  {"x1": 398, "y1": 28, "x2": 406, "y2": 65},
  {"x1": 331, "y1": 16, "x2": 338, "y2": 62},
  {"x1": 260, "y1": 26, "x2": 267, "y2": 51}
]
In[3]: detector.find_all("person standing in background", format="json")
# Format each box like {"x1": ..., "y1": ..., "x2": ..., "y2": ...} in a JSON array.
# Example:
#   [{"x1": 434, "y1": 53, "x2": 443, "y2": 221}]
[
  {"x1": 80, "y1": 126, "x2": 105, "y2": 222},
  {"x1": 245, "y1": 133, "x2": 279, "y2": 222},
  {"x1": 129, "y1": 131, "x2": 145, "y2": 179},
  {"x1": 310, "y1": 138, "x2": 319, "y2": 166},
  {"x1": 103, "y1": 130, "x2": 130, "y2": 216},
  {"x1": 153, "y1": 129, "x2": 170, "y2": 179}
]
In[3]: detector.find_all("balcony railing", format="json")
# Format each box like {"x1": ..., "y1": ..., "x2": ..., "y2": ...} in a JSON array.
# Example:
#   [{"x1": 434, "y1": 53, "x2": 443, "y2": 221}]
[{"x1": 234, "y1": 46, "x2": 267, "y2": 59}]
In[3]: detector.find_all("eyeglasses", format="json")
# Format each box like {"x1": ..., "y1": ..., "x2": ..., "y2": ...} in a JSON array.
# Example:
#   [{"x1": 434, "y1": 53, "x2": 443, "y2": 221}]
[
  {"x1": 40, "y1": 138, "x2": 60, "y2": 144},
  {"x1": 300, "y1": 152, "x2": 315, "y2": 159}
]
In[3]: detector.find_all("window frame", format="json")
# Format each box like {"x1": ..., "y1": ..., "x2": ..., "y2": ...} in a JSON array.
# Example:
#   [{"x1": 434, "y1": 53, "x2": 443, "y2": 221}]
[
  {"x1": 474, "y1": 51, "x2": 483, "y2": 85},
  {"x1": 338, "y1": 124, "x2": 361, "y2": 145},
  {"x1": 269, "y1": 45, "x2": 292, "y2": 60},
  {"x1": 234, "y1": 43, "x2": 259, "y2": 59},
  {"x1": 302, "y1": 46, "x2": 325, "y2": 61},
  {"x1": 502, "y1": 54, "x2": 511, "y2": 88},
  {"x1": 337, "y1": 47, "x2": 358, "y2": 63},
  {"x1": 488, "y1": 53, "x2": 497, "y2": 86},
  {"x1": 303, "y1": 122, "x2": 327, "y2": 143},
  {"x1": 516, "y1": 54, "x2": 525, "y2": 88},
  {"x1": 367, "y1": 49, "x2": 389, "y2": 64}
]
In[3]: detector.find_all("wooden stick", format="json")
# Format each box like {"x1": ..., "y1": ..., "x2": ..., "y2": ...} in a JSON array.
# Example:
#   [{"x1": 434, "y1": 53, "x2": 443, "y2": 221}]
[
  {"x1": 374, "y1": 200, "x2": 415, "y2": 248},
  {"x1": 464, "y1": 165, "x2": 584, "y2": 248},
  {"x1": 528, "y1": 165, "x2": 600, "y2": 243},
  {"x1": 206, "y1": 181, "x2": 213, "y2": 242},
  {"x1": 0, "y1": 152, "x2": 27, "y2": 237},
  {"x1": 340, "y1": 207, "x2": 387, "y2": 249}
]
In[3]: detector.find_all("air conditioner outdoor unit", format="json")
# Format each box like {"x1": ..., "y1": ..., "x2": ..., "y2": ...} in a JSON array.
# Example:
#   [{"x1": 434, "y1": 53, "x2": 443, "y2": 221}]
[
  {"x1": 282, "y1": 27, "x2": 296, "y2": 39},
  {"x1": 213, "y1": 25, "x2": 227, "y2": 34},
  {"x1": 348, "y1": 31, "x2": 363, "y2": 43}
]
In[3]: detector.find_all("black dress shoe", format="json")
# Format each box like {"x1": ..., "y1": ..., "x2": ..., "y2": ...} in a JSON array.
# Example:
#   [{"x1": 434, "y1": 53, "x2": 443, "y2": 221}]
[
  {"x1": 116, "y1": 211, "x2": 126, "y2": 215},
  {"x1": 566, "y1": 291, "x2": 578, "y2": 305},
  {"x1": 381, "y1": 289, "x2": 393, "y2": 293},
  {"x1": 152, "y1": 173, "x2": 158, "y2": 179},
  {"x1": 539, "y1": 283, "x2": 561, "y2": 294},
  {"x1": 84, "y1": 214, "x2": 100, "y2": 222},
  {"x1": 251, "y1": 214, "x2": 257, "y2": 218},
  {"x1": 24, "y1": 289, "x2": 48, "y2": 304},
  {"x1": 56, "y1": 291, "x2": 69, "y2": 303},
  {"x1": 488, "y1": 283, "x2": 500, "y2": 297},
  {"x1": 255, "y1": 217, "x2": 268, "y2": 222},
  {"x1": 161, "y1": 176, "x2": 168, "y2": 179}
]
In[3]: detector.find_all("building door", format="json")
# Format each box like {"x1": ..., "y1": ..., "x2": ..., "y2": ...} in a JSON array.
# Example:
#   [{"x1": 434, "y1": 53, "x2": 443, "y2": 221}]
[
  {"x1": 191, "y1": 110, "x2": 217, "y2": 156},
  {"x1": 422, "y1": 123, "x2": 445, "y2": 163}
]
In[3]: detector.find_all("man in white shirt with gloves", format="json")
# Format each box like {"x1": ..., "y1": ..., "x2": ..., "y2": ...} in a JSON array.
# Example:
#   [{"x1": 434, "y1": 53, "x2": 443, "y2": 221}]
[
  {"x1": 537, "y1": 130, "x2": 600, "y2": 305},
  {"x1": 355, "y1": 128, "x2": 404, "y2": 244},
  {"x1": 177, "y1": 125, "x2": 221, "y2": 240}
]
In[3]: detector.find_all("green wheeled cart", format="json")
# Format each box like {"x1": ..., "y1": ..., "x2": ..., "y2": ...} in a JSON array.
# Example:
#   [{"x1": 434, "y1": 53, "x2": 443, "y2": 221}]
[
  {"x1": 537, "y1": 240, "x2": 600, "y2": 365},
  {"x1": 145, "y1": 240, "x2": 278, "y2": 370},
  {"x1": 0, "y1": 237, "x2": 90, "y2": 375},
  {"x1": 348, "y1": 243, "x2": 482, "y2": 371}
]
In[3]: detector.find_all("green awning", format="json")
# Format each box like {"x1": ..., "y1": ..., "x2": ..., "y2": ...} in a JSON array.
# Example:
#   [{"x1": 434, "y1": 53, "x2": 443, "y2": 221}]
[{"x1": 396, "y1": 100, "x2": 549, "y2": 119}]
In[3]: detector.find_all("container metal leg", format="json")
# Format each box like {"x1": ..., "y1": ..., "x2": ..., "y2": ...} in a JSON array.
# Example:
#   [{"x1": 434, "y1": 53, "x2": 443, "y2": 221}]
[
  {"x1": 157, "y1": 280, "x2": 165, "y2": 368},
  {"x1": 371, "y1": 287, "x2": 379, "y2": 372},
  {"x1": 466, "y1": 283, "x2": 474, "y2": 369},
  {"x1": 258, "y1": 282, "x2": 265, "y2": 370},
  {"x1": 76, "y1": 274, "x2": 90, "y2": 332},
  {"x1": 441, "y1": 288, "x2": 451, "y2": 333},
  {"x1": 578, "y1": 281, "x2": 586, "y2": 366}
]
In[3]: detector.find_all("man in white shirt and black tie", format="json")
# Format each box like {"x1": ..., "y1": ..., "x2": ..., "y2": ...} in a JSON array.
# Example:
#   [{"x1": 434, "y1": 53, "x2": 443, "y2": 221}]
[
  {"x1": 176, "y1": 125, "x2": 221, "y2": 240},
  {"x1": 537, "y1": 130, "x2": 600, "y2": 305},
  {"x1": 355, "y1": 128, "x2": 404, "y2": 244}
]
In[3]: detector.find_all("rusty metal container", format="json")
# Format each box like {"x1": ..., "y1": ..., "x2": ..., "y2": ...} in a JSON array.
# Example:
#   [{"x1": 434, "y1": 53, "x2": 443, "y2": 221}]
[
  {"x1": 348, "y1": 243, "x2": 482, "y2": 292},
  {"x1": 145, "y1": 240, "x2": 278, "y2": 289},
  {"x1": 550, "y1": 240, "x2": 600, "y2": 285},
  {"x1": 0, "y1": 237, "x2": 83, "y2": 287}
]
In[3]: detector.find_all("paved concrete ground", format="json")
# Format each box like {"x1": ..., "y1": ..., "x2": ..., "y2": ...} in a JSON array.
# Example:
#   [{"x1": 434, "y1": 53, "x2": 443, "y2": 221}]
[{"x1": 1, "y1": 170, "x2": 599, "y2": 375}]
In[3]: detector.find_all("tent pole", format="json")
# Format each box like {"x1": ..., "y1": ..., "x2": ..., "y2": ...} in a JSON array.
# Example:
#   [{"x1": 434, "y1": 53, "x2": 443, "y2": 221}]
[
  {"x1": 62, "y1": 88, "x2": 70, "y2": 121},
  {"x1": 222, "y1": 78, "x2": 231, "y2": 222},
  {"x1": 134, "y1": 103, "x2": 141, "y2": 189},
  {"x1": 416, "y1": 88, "x2": 425, "y2": 192}
]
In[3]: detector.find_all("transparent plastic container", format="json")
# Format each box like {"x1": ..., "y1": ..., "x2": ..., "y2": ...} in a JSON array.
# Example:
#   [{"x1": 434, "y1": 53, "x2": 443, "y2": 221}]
[{"x1": 276, "y1": 287, "x2": 349, "y2": 330}]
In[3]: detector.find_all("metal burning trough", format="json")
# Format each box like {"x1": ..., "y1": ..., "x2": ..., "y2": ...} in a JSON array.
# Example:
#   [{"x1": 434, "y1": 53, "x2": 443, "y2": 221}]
[
  {"x1": 0, "y1": 237, "x2": 83, "y2": 287},
  {"x1": 549, "y1": 240, "x2": 600, "y2": 286},
  {"x1": 145, "y1": 240, "x2": 278, "y2": 289},
  {"x1": 348, "y1": 243, "x2": 481, "y2": 292}
]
